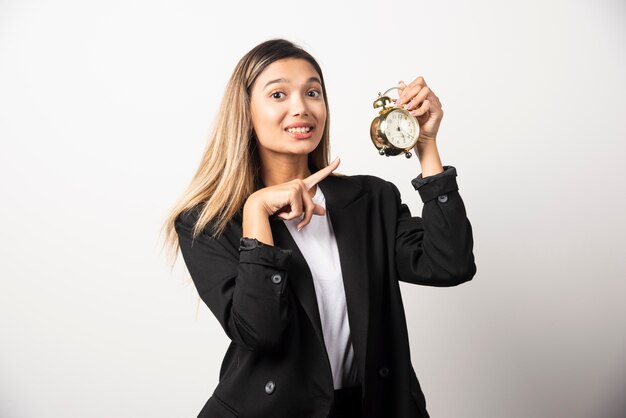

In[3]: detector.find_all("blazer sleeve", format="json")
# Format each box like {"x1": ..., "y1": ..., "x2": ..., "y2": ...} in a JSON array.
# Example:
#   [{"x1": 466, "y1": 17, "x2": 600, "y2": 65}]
[
  {"x1": 391, "y1": 165, "x2": 477, "y2": 286},
  {"x1": 175, "y1": 209, "x2": 294, "y2": 351}
]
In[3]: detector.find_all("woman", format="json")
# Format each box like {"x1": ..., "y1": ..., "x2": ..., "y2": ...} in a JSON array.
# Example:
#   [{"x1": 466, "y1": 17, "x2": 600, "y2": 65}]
[{"x1": 162, "y1": 38, "x2": 476, "y2": 418}]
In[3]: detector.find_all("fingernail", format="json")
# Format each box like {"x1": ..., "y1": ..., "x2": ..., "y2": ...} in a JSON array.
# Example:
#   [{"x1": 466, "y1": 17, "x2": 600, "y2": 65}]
[{"x1": 297, "y1": 226, "x2": 303, "y2": 231}]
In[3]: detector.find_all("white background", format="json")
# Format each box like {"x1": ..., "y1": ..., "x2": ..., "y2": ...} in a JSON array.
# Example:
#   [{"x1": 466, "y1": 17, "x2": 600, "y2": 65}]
[{"x1": 1, "y1": 0, "x2": 625, "y2": 417}]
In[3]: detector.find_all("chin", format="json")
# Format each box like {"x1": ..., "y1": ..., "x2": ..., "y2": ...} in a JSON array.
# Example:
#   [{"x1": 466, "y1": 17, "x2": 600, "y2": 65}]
[{"x1": 283, "y1": 140, "x2": 321, "y2": 154}]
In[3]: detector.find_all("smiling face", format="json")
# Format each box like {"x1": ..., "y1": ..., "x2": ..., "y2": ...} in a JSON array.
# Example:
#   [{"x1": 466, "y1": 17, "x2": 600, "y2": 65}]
[{"x1": 249, "y1": 58, "x2": 327, "y2": 159}]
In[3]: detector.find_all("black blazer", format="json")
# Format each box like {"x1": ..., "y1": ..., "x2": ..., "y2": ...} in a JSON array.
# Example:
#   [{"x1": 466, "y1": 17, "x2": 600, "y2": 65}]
[{"x1": 175, "y1": 165, "x2": 476, "y2": 418}]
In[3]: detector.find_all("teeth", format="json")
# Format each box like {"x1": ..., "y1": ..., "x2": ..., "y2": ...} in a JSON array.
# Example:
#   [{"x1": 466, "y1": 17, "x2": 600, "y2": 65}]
[{"x1": 287, "y1": 127, "x2": 312, "y2": 134}]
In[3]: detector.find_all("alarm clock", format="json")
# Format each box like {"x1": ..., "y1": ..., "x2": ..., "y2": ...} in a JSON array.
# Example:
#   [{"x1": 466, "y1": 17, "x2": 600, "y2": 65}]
[{"x1": 370, "y1": 87, "x2": 420, "y2": 158}]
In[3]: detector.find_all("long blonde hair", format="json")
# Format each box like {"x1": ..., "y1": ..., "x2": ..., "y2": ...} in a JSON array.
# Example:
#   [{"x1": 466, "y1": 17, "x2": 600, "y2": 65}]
[{"x1": 161, "y1": 39, "x2": 335, "y2": 266}]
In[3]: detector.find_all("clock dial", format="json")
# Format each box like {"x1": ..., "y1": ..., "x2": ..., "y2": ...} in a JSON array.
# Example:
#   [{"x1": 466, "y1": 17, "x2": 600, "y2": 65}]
[{"x1": 383, "y1": 109, "x2": 418, "y2": 148}]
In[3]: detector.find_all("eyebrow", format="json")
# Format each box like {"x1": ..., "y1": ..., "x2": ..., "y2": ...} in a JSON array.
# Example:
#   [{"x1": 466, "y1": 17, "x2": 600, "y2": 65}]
[{"x1": 263, "y1": 76, "x2": 322, "y2": 90}]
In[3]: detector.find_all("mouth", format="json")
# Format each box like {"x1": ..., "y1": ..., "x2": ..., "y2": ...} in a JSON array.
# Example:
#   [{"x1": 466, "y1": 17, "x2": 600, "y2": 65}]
[
  {"x1": 285, "y1": 126, "x2": 315, "y2": 134},
  {"x1": 284, "y1": 125, "x2": 315, "y2": 139}
]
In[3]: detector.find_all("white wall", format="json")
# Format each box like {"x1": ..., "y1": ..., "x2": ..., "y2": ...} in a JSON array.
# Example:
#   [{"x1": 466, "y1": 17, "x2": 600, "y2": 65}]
[{"x1": 1, "y1": 0, "x2": 625, "y2": 417}]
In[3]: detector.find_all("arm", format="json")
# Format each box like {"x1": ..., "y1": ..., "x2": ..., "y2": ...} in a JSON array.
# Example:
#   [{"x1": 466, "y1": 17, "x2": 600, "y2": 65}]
[
  {"x1": 392, "y1": 165, "x2": 477, "y2": 286},
  {"x1": 175, "y1": 208, "x2": 293, "y2": 351},
  {"x1": 242, "y1": 199, "x2": 275, "y2": 245}
]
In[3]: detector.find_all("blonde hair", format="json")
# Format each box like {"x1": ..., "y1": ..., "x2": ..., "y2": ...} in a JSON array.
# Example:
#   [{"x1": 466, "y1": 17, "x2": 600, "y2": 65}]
[{"x1": 161, "y1": 39, "x2": 337, "y2": 266}]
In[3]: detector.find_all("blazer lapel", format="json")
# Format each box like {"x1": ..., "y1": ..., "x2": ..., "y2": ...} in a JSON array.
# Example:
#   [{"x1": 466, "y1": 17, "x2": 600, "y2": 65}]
[{"x1": 269, "y1": 174, "x2": 371, "y2": 383}]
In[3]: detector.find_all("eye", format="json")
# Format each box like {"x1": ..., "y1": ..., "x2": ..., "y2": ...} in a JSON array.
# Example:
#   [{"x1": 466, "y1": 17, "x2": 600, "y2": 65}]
[
  {"x1": 270, "y1": 91, "x2": 286, "y2": 100},
  {"x1": 308, "y1": 89, "x2": 322, "y2": 98}
]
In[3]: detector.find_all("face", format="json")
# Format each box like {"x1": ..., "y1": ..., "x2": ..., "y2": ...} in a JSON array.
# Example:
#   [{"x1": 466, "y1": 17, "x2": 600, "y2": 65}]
[{"x1": 249, "y1": 58, "x2": 327, "y2": 158}]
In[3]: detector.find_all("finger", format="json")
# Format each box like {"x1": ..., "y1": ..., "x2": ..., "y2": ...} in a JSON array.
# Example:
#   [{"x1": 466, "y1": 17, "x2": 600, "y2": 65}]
[
  {"x1": 409, "y1": 99, "x2": 431, "y2": 117},
  {"x1": 277, "y1": 204, "x2": 324, "y2": 221},
  {"x1": 279, "y1": 203, "x2": 324, "y2": 218},
  {"x1": 297, "y1": 187, "x2": 316, "y2": 231},
  {"x1": 397, "y1": 84, "x2": 427, "y2": 107},
  {"x1": 276, "y1": 186, "x2": 305, "y2": 221},
  {"x1": 313, "y1": 203, "x2": 325, "y2": 216},
  {"x1": 394, "y1": 80, "x2": 407, "y2": 106},
  {"x1": 303, "y1": 157, "x2": 341, "y2": 190},
  {"x1": 397, "y1": 80, "x2": 407, "y2": 95},
  {"x1": 397, "y1": 77, "x2": 426, "y2": 105},
  {"x1": 407, "y1": 76, "x2": 426, "y2": 88},
  {"x1": 404, "y1": 86, "x2": 431, "y2": 111},
  {"x1": 272, "y1": 203, "x2": 290, "y2": 217}
]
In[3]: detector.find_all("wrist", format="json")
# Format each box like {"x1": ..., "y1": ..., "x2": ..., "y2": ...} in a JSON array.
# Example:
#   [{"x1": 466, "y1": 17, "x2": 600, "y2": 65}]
[
  {"x1": 242, "y1": 201, "x2": 274, "y2": 245},
  {"x1": 415, "y1": 136, "x2": 437, "y2": 150},
  {"x1": 244, "y1": 195, "x2": 268, "y2": 217},
  {"x1": 414, "y1": 140, "x2": 444, "y2": 177}
]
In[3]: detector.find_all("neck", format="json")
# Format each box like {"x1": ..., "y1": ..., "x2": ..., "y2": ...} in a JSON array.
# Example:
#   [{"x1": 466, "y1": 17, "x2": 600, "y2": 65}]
[{"x1": 258, "y1": 149, "x2": 316, "y2": 197}]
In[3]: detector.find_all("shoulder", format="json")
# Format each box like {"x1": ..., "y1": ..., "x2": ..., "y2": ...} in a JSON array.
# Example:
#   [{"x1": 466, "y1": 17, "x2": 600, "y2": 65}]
[
  {"x1": 321, "y1": 173, "x2": 398, "y2": 210},
  {"x1": 174, "y1": 204, "x2": 203, "y2": 229},
  {"x1": 174, "y1": 203, "x2": 233, "y2": 238},
  {"x1": 174, "y1": 204, "x2": 242, "y2": 253},
  {"x1": 329, "y1": 172, "x2": 396, "y2": 196}
]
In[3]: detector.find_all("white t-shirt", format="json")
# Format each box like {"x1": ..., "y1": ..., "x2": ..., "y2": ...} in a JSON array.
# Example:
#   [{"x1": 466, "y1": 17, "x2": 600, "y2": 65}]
[{"x1": 283, "y1": 185, "x2": 360, "y2": 390}]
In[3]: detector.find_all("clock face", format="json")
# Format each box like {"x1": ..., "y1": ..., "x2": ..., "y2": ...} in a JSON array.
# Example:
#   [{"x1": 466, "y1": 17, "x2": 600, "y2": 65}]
[{"x1": 382, "y1": 109, "x2": 419, "y2": 148}]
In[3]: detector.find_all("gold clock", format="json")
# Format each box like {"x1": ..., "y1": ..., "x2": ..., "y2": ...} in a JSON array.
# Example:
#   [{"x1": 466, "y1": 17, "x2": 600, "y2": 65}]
[{"x1": 370, "y1": 87, "x2": 420, "y2": 158}]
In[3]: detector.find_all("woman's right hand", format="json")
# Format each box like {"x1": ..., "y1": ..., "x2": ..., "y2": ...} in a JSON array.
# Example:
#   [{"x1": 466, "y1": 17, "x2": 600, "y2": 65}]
[{"x1": 246, "y1": 157, "x2": 341, "y2": 231}]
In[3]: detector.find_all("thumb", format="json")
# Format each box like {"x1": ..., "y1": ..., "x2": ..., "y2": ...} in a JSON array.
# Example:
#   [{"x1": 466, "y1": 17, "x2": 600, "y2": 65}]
[{"x1": 397, "y1": 80, "x2": 406, "y2": 104}]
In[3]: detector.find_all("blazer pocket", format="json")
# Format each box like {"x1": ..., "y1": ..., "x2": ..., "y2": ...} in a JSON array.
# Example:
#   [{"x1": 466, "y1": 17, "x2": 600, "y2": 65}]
[{"x1": 198, "y1": 394, "x2": 238, "y2": 418}]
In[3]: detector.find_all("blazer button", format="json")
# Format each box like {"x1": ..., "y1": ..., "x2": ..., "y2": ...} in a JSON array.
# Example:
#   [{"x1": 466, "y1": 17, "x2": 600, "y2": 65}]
[
  {"x1": 270, "y1": 273, "x2": 282, "y2": 284},
  {"x1": 265, "y1": 380, "x2": 276, "y2": 394},
  {"x1": 378, "y1": 367, "x2": 390, "y2": 378},
  {"x1": 437, "y1": 194, "x2": 448, "y2": 203}
]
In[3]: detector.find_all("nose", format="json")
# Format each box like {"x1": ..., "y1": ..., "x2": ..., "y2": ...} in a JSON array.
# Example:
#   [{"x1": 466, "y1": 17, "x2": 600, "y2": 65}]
[{"x1": 290, "y1": 93, "x2": 309, "y2": 116}]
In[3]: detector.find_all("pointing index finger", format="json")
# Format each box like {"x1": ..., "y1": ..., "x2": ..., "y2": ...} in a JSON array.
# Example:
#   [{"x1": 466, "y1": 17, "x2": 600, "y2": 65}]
[{"x1": 303, "y1": 157, "x2": 341, "y2": 190}]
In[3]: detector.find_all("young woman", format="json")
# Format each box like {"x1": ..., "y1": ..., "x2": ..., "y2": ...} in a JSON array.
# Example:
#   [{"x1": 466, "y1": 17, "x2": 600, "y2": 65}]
[{"x1": 162, "y1": 38, "x2": 476, "y2": 418}]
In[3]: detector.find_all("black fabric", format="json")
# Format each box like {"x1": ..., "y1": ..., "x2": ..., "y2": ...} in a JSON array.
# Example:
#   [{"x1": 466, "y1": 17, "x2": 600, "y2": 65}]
[
  {"x1": 328, "y1": 385, "x2": 363, "y2": 418},
  {"x1": 175, "y1": 169, "x2": 476, "y2": 418},
  {"x1": 411, "y1": 165, "x2": 459, "y2": 203}
]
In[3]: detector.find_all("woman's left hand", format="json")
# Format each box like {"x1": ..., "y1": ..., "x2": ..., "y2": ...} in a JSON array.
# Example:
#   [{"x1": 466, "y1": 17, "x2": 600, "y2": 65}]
[{"x1": 395, "y1": 76, "x2": 443, "y2": 144}]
